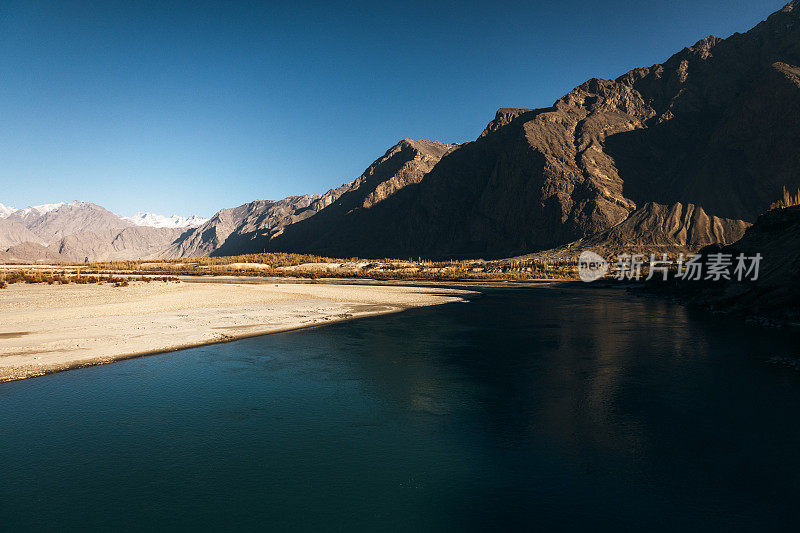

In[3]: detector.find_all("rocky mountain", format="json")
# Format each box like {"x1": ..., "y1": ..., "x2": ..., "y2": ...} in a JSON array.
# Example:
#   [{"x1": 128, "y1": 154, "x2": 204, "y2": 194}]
[
  {"x1": 159, "y1": 139, "x2": 457, "y2": 259},
  {"x1": 156, "y1": 195, "x2": 325, "y2": 258},
  {"x1": 0, "y1": 218, "x2": 46, "y2": 250},
  {"x1": 7, "y1": 201, "x2": 131, "y2": 242},
  {"x1": 221, "y1": 1, "x2": 800, "y2": 259},
  {"x1": 3, "y1": 2, "x2": 798, "y2": 264},
  {"x1": 214, "y1": 139, "x2": 458, "y2": 257},
  {"x1": 0, "y1": 242, "x2": 61, "y2": 263},
  {"x1": 123, "y1": 212, "x2": 208, "y2": 229},
  {"x1": 709, "y1": 204, "x2": 800, "y2": 321},
  {"x1": 526, "y1": 202, "x2": 751, "y2": 260},
  {"x1": 0, "y1": 203, "x2": 18, "y2": 218},
  {"x1": 0, "y1": 201, "x2": 193, "y2": 262},
  {"x1": 646, "y1": 204, "x2": 800, "y2": 324},
  {"x1": 53, "y1": 226, "x2": 188, "y2": 262}
]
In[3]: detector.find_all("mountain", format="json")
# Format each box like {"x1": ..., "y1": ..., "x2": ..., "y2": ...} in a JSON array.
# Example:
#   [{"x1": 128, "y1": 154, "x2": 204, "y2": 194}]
[
  {"x1": 226, "y1": 1, "x2": 800, "y2": 259},
  {"x1": 0, "y1": 201, "x2": 190, "y2": 262},
  {"x1": 53, "y1": 226, "x2": 188, "y2": 262},
  {"x1": 0, "y1": 218, "x2": 46, "y2": 250},
  {"x1": 526, "y1": 202, "x2": 751, "y2": 260},
  {"x1": 0, "y1": 203, "x2": 17, "y2": 218},
  {"x1": 161, "y1": 139, "x2": 454, "y2": 260},
  {"x1": 3, "y1": 2, "x2": 798, "y2": 263},
  {"x1": 156, "y1": 195, "x2": 325, "y2": 258},
  {"x1": 214, "y1": 139, "x2": 458, "y2": 256},
  {"x1": 0, "y1": 242, "x2": 61, "y2": 263},
  {"x1": 650, "y1": 204, "x2": 800, "y2": 324},
  {"x1": 710, "y1": 204, "x2": 800, "y2": 321},
  {"x1": 123, "y1": 212, "x2": 208, "y2": 229},
  {"x1": 8, "y1": 201, "x2": 131, "y2": 242},
  {"x1": 7, "y1": 202, "x2": 66, "y2": 225}
]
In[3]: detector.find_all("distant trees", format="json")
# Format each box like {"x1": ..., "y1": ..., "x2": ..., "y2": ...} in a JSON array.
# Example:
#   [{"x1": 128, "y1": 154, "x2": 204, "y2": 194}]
[
  {"x1": 769, "y1": 187, "x2": 800, "y2": 211},
  {"x1": 0, "y1": 270, "x2": 177, "y2": 287}
]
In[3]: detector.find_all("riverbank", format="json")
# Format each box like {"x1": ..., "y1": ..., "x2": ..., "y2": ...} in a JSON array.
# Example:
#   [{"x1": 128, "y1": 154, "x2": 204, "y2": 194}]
[{"x1": 0, "y1": 279, "x2": 475, "y2": 382}]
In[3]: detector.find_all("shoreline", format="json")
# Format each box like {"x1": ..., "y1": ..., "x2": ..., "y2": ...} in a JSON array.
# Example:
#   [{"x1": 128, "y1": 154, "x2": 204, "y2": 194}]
[
  {"x1": 0, "y1": 278, "x2": 476, "y2": 383},
  {"x1": 0, "y1": 306, "x2": 415, "y2": 383}
]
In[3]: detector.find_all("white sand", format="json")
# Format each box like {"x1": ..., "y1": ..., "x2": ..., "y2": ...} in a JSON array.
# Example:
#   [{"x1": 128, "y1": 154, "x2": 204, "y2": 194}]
[{"x1": 0, "y1": 279, "x2": 473, "y2": 381}]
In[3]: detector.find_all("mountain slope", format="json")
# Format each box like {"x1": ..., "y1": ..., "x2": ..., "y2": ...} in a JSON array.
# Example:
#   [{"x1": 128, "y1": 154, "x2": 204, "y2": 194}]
[
  {"x1": 0, "y1": 201, "x2": 199, "y2": 262},
  {"x1": 525, "y1": 202, "x2": 750, "y2": 260},
  {"x1": 650, "y1": 204, "x2": 800, "y2": 323},
  {"x1": 231, "y1": 1, "x2": 800, "y2": 259},
  {"x1": 157, "y1": 195, "x2": 325, "y2": 258},
  {"x1": 0, "y1": 242, "x2": 61, "y2": 263},
  {"x1": 0, "y1": 218, "x2": 46, "y2": 250},
  {"x1": 708, "y1": 204, "x2": 800, "y2": 320},
  {"x1": 8, "y1": 201, "x2": 131, "y2": 242},
  {"x1": 0, "y1": 203, "x2": 17, "y2": 218},
  {"x1": 216, "y1": 138, "x2": 458, "y2": 256},
  {"x1": 54, "y1": 226, "x2": 187, "y2": 262}
]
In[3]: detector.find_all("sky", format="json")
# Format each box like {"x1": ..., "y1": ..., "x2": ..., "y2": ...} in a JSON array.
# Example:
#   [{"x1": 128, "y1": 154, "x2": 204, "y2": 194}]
[{"x1": 0, "y1": 0, "x2": 788, "y2": 217}]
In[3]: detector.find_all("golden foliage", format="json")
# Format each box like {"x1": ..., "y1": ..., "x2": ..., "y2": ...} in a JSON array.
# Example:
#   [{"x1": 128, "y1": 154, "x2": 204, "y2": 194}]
[{"x1": 769, "y1": 187, "x2": 800, "y2": 211}]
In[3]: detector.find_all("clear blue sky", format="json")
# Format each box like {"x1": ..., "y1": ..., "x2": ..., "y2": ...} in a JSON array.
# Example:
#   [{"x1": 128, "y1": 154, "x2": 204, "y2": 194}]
[{"x1": 0, "y1": 0, "x2": 787, "y2": 217}]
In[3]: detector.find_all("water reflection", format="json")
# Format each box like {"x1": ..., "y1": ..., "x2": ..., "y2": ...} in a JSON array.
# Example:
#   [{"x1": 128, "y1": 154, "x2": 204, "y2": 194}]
[{"x1": 1, "y1": 287, "x2": 798, "y2": 531}]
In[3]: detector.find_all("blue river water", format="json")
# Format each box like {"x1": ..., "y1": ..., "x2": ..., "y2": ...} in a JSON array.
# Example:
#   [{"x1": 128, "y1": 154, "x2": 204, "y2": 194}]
[{"x1": 1, "y1": 286, "x2": 798, "y2": 531}]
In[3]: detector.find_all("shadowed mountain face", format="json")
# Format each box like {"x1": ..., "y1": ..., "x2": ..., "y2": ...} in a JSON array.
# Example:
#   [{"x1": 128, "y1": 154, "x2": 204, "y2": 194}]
[
  {"x1": 522, "y1": 202, "x2": 751, "y2": 260},
  {"x1": 155, "y1": 196, "x2": 322, "y2": 258},
  {"x1": 710, "y1": 205, "x2": 800, "y2": 320},
  {"x1": 651, "y1": 204, "x2": 800, "y2": 323},
  {"x1": 156, "y1": 190, "x2": 365, "y2": 258},
  {"x1": 224, "y1": 1, "x2": 799, "y2": 259},
  {"x1": 214, "y1": 139, "x2": 458, "y2": 257}
]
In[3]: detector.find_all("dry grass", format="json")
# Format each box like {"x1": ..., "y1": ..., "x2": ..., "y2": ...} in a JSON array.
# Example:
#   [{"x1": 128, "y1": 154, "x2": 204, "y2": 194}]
[
  {"x1": 1, "y1": 253, "x2": 580, "y2": 283},
  {"x1": 0, "y1": 269, "x2": 178, "y2": 288},
  {"x1": 112, "y1": 254, "x2": 577, "y2": 281}
]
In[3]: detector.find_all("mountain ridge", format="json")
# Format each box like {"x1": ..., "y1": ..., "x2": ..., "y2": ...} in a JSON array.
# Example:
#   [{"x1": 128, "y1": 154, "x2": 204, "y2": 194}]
[
  {"x1": 2, "y1": 2, "x2": 798, "y2": 263},
  {"x1": 226, "y1": 0, "x2": 800, "y2": 259}
]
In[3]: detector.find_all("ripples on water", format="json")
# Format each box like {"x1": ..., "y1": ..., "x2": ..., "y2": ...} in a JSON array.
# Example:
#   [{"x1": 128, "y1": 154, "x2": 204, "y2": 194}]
[{"x1": 1, "y1": 287, "x2": 798, "y2": 531}]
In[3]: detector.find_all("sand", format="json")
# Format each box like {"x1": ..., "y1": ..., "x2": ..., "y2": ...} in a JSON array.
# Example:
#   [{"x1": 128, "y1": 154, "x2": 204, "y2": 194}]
[{"x1": 0, "y1": 279, "x2": 474, "y2": 382}]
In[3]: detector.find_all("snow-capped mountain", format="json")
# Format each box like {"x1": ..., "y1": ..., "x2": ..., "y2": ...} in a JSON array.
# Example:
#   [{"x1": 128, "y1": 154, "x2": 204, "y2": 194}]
[
  {"x1": 0, "y1": 201, "x2": 206, "y2": 261},
  {"x1": 0, "y1": 203, "x2": 18, "y2": 218},
  {"x1": 10, "y1": 202, "x2": 82, "y2": 226},
  {"x1": 19, "y1": 202, "x2": 68, "y2": 215},
  {"x1": 123, "y1": 212, "x2": 208, "y2": 229}
]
